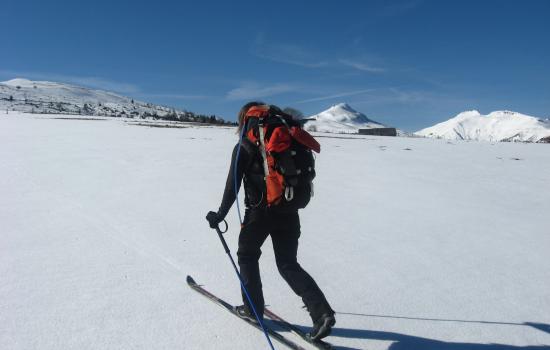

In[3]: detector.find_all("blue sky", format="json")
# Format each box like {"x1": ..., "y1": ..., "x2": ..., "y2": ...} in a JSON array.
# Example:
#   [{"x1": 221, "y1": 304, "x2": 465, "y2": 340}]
[{"x1": 2, "y1": 0, "x2": 549, "y2": 131}]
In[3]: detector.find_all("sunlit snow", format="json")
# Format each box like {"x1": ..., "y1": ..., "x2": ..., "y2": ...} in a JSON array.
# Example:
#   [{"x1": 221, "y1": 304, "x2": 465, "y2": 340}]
[{"x1": 1, "y1": 112, "x2": 549, "y2": 350}]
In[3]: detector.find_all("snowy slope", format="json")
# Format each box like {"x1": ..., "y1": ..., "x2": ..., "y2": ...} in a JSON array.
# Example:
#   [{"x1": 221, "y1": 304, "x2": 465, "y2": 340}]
[
  {"x1": 416, "y1": 110, "x2": 550, "y2": 143},
  {"x1": 0, "y1": 78, "x2": 192, "y2": 119},
  {"x1": 1, "y1": 112, "x2": 550, "y2": 350},
  {"x1": 303, "y1": 103, "x2": 387, "y2": 133}
]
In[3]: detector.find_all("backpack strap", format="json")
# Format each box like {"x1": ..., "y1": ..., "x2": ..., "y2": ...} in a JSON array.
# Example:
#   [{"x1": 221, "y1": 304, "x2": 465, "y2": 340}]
[
  {"x1": 257, "y1": 118, "x2": 270, "y2": 178},
  {"x1": 239, "y1": 137, "x2": 259, "y2": 171}
]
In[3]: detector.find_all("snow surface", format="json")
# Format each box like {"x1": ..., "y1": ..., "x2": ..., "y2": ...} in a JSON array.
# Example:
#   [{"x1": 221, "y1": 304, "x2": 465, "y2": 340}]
[
  {"x1": 416, "y1": 110, "x2": 550, "y2": 143},
  {"x1": 303, "y1": 103, "x2": 387, "y2": 134},
  {"x1": 1, "y1": 112, "x2": 550, "y2": 350}
]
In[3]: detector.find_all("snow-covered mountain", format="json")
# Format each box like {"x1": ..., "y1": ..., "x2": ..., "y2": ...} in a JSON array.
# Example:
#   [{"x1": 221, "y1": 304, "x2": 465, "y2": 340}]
[
  {"x1": 416, "y1": 110, "x2": 550, "y2": 143},
  {"x1": 0, "y1": 78, "x2": 217, "y2": 122},
  {"x1": 303, "y1": 103, "x2": 387, "y2": 133}
]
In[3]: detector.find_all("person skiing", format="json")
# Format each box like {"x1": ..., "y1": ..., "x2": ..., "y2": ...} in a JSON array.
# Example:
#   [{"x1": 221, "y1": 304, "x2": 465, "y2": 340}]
[{"x1": 206, "y1": 102, "x2": 335, "y2": 341}]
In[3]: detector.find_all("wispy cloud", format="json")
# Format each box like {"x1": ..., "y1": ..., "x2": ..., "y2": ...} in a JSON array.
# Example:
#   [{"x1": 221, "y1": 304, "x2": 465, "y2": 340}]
[
  {"x1": 295, "y1": 88, "x2": 378, "y2": 104},
  {"x1": 226, "y1": 82, "x2": 298, "y2": 101},
  {"x1": 388, "y1": 88, "x2": 433, "y2": 103},
  {"x1": 339, "y1": 59, "x2": 386, "y2": 73},
  {"x1": 346, "y1": 88, "x2": 430, "y2": 106},
  {"x1": 0, "y1": 69, "x2": 140, "y2": 94},
  {"x1": 63, "y1": 76, "x2": 140, "y2": 94},
  {"x1": 347, "y1": 87, "x2": 471, "y2": 107},
  {"x1": 251, "y1": 34, "x2": 392, "y2": 76},
  {"x1": 0, "y1": 69, "x2": 212, "y2": 101},
  {"x1": 251, "y1": 34, "x2": 328, "y2": 68},
  {"x1": 139, "y1": 93, "x2": 209, "y2": 100}
]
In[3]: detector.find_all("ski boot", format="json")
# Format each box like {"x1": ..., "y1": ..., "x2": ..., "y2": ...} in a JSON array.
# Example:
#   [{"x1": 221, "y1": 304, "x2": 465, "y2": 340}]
[{"x1": 309, "y1": 313, "x2": 336, "y2": 340}]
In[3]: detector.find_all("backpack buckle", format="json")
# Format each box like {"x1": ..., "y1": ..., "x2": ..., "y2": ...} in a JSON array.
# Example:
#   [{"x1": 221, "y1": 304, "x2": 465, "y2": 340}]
[{"x1": 284, "y1": 186, "x2": 294, "y2": 201}]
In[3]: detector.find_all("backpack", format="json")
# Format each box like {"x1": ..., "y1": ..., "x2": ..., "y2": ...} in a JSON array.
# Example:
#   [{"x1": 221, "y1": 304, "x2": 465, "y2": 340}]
[{"x1": 242, "y1": 105, "x2": 320, "y2": 209}]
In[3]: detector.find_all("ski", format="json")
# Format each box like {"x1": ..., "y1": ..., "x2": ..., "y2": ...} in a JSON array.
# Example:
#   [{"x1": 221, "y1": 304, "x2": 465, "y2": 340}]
[
  {"x1": 265, "y1": 308, "x2": 333, "y2": 350},
  {"x1": 186, "y1": 275, "x2": 307, "y2": 350}
]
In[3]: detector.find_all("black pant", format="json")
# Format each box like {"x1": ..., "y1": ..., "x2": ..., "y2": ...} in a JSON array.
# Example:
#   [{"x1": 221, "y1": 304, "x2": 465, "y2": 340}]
[{"x1": 237, "y1": 209, "x2": 333, "y2": 322}]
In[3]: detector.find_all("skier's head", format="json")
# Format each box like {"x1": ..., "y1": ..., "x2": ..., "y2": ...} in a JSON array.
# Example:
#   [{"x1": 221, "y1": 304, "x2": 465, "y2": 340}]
[{"x1": 237, "y1": 101, "x2": 264, "y2": 134}]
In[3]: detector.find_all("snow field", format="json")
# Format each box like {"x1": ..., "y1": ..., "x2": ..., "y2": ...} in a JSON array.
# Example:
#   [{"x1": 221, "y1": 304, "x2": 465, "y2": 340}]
[{"x1": 1, "y1": 113, "x2": 549, "y2": 350}]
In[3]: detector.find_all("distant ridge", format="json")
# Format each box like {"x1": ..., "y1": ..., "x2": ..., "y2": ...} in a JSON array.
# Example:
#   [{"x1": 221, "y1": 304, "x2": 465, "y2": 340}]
[
  {"x1": 0, "y1": 78, "x2": 230, "y2": 124},
  {"x1": 415, "y1": 110, "x2": 550, "y2": 143}
]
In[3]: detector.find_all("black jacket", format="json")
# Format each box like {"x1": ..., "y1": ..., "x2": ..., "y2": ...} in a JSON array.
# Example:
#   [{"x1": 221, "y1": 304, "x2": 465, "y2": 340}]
[{"x1": 217, "y1": 139, "x2": 265, "y2": 219}]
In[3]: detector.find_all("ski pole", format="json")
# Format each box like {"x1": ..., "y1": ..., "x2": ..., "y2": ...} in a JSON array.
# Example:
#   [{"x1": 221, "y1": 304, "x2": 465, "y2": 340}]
[{"x1": 213, "y1": 221, "x2": 276, "y2": 350}]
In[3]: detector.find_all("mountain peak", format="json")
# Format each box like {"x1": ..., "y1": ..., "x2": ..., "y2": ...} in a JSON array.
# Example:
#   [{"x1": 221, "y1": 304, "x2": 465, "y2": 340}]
[
  {"x1": 330, "y1": 102, "x2": 354, "y2": 112},
  {"x1": 316, "y1": 103, "x2": 378, "y2": 125},
  {"x1": 302, "y1": 103, "x2": 386, "y2": 133}
]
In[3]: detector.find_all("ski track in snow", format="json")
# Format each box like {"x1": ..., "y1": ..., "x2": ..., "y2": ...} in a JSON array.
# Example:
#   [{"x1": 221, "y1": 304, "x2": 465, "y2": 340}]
[{"x1": 1, "y1": 112, "x2": 550, "y2": 350}]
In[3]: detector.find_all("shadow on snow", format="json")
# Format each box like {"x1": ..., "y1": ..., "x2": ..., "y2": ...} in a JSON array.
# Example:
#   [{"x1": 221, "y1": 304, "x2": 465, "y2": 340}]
[
  {"x1": 330, "y1": 327, "x2": 550, "y2": 350},
  {"x1": 286, "y1": 312, "x2": 550, "y2": 350},
  {"x1": 335, "y1": 311, "x2": 550, "y2": 337}
]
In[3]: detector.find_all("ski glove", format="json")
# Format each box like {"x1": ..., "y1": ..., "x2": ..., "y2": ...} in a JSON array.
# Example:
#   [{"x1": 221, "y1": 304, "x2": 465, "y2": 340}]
[{"x1": 206, "y1": 211, "x2": 223, "y2": 229}]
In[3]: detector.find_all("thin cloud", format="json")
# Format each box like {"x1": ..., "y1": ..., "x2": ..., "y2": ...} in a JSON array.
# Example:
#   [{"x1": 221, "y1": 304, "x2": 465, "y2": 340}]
[
  {"x1": 339, "y1": 59, "x2": 386, "y2": 73},
  {"x1": 251, "y1": 34, "x2": 328, "y2": 68},
  {"x1": 0, "y1": 70, "x2": 140, "y2": 94},
  {"x1": 254, "y1": 48, "x2": 329, "y2": 68},
  {"x1": 295, "y1": 88, "x2": 377, "y2": 104},
  {"x1": 0, "y1": 69, "x2": 210, "y2": 100},
  {"x1": 140, "y1": 93, "x2": 209, "y2": 100},
  {"x1": 348, "y1": 87, "x2": 471, "y2": 107},
  {"x1": 252, "y1": 34, "x2": 390, "y2": 75},
  {"x1": 66, "y1": 76, "x2": 140, "y2": 94},
  {"x1": 226, "y1": 83, "x2": 297, "y2": 101}
]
